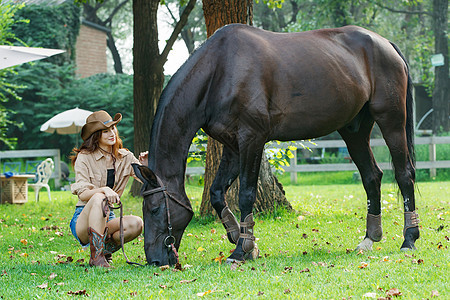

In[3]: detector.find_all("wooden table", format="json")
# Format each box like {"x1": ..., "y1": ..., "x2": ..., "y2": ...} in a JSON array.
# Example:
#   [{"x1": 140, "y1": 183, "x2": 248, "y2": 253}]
[{"x1": 1, "y1": 174, "x2": 35, "y2": 204}]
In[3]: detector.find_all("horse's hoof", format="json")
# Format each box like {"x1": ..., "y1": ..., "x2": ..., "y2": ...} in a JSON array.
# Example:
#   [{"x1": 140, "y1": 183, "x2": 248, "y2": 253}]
[
  {"x1": 400, "y1": 240, "x2": 417, "y2": 251},
  {"x1": 400, "y1": 227, "x2": 419, "y2": 251},
  {"x1": 355, "y1": 237, "x2": 374, "y2": 251},
  {"x1": 225, "y1": 244, "x2": 259, "y2": 264}
]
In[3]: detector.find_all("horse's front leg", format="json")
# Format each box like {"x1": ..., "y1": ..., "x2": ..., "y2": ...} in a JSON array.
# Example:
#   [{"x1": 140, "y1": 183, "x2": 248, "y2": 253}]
[
  {"x1": 210, "y1": 146, "x2": 241, "y2": 244},
  {"x1": 226, "y1": 143, "x2": 263, "y2": 263}
]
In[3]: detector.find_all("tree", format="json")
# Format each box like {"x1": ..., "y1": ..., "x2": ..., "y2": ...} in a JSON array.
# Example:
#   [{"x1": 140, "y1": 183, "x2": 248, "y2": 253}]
[
  {"x1": 431, "y1": 0, "x2": 449, "y2": 133},
  {"x1": 374, "y1": 0, "x2": 449, "y2": 134},
  {"x1": 199, "y1": 0, "x2": 291, "y2": 216},
  {"x1": 130, "y1": 0, "x2": 196, "y2": 196},
  {"x1": 0, "y1": 2, "x2": 25, "y2": 149},
  {"x1": 81, "y1": 0, "x2": 131, "y2": 74}
]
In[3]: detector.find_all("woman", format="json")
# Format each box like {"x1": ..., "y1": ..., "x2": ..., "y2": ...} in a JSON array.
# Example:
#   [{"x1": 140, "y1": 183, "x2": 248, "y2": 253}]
[{"x1": 70, "y1": 110, "x2": 147, "y2": 267}]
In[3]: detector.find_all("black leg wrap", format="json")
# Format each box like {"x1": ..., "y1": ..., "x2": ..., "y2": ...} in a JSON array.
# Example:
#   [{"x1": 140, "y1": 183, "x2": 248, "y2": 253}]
[
  {"x1": 366, "y1": 213, "x2": 383, "y2": 242},
  {"x1": 401, "y1": 211, "x2": 420, "y2": 250}
]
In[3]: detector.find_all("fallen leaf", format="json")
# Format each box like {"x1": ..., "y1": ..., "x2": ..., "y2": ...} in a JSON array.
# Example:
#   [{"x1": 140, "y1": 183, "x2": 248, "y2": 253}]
[
  {"x1": 130, "y1": 291, "x2": 138, "y2": 296},
  {"x1": 67, "y1": 289, "x2": 89, "y2": 296},
  {"x1": 159, "y1": 285, "x2": 168, "y2": 289},
  {"x1": 284, "y1": 289, "x2": 291, "y2": 294},
  {"x1": 20, "y1": 253, "x2": 28, "y2": 257},
  {"x1": 210, "y1": 229, "x2": 216, "y2": 234},
  {"x1": 48, "y1": 273, "x2": 57, "y2": 280},
  {"x1": 358, "y1": 262, "x2": 368, "y2": 269},
  {"x1": 20, "y1": 239, "x2": 28, "y2": 246},
  {"x1": 123, "y1": 279, "x2": 129, "y2": 283},
  {"x1": 362, "y1": 292, "x2": 377, "y2": 298},
  {"x1": 386, "y1": 288, "x2": 402, "y2": 297},
  {"x1": 180, "y1": 278, "x2": 197, "y2": 284},
  {"x1": 197, "y1": 289, "x2": 212, "y2": 297},
  {"x1": 431, "y1": 290, "x2": 439, "y2": 297},
  {"x1": 37, "y1": 283, "x2": 48, "y2": 289},
  {"x1": 257, "y1": 291, "x2": 264, "y2": 296},
  {"x1": 197, "y1": 247, "x2": 205, "y2": 252},
  {"x1": 299, "y1": 268, "x2": 310, "y2": 273},
  {"x1": 159, "y1": 265, "x2": 170, "y2": 271}
]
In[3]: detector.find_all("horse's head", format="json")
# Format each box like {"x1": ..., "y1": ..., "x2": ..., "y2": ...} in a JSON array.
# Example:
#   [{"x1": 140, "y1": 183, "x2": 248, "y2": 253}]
[{"x1": 133, "y1": 164, "x2": 193, "y2": 266}]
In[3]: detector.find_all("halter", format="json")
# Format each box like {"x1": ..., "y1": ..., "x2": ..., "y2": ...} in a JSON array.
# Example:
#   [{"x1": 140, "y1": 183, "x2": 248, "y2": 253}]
[{"x1": 141, "y1": 175, "x2": 194, "y2": 265}]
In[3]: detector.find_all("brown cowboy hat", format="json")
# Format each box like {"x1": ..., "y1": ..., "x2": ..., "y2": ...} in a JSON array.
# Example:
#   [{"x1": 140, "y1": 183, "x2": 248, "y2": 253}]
[{"x1": 81, "y1": 110, "x2": 122, "y2": 141}]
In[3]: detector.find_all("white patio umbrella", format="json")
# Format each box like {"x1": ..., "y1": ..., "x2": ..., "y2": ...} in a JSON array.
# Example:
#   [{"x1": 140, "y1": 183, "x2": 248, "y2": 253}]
[
  {"x1": 0, "y1": 45, "x2": 65, "y2": 69},
  {"x1": 40, "y1": 107, "x2": 92, "y2": 135}
]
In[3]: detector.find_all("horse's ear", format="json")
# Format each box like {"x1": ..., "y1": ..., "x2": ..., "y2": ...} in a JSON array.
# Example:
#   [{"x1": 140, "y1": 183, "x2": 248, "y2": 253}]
[{"x1": 132, "y1": 163, "x2": 159, "y2": 188}]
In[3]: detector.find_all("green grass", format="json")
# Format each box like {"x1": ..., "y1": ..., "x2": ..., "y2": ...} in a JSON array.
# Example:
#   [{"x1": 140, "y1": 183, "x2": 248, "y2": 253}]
[{"x1": 1, "y1": 180, "x2": 449, "y2": 299}]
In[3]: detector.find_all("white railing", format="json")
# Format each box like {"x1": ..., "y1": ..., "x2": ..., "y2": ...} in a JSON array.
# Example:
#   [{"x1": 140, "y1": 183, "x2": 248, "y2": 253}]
[{"x1": 186, "y1": 136, "x2": 450, "y2": 183}]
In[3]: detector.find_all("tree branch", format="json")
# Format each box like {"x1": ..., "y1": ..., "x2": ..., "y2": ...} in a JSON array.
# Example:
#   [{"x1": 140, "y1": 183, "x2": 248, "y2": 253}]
[
  {"x1": 375, "y1": 2, "x2": 431, "y2": 16},
  {"x1": 104, "y1": 0, "x2": 130, "y2": 26},
  {"x1": 159, "y1": 0, "x2": 196, "y2": 67}
]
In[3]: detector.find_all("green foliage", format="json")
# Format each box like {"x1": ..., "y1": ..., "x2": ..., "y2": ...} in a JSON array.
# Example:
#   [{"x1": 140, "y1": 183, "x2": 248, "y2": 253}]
[
  {"x1": 0, "y1": 2, "x2": 26, "y2": 149},
  {"x1": 12, "y1": 2, "x2": 81, "y2": 64},
  {"x1": 3, "y1": 64, "x2": 134, "y2": 158}
]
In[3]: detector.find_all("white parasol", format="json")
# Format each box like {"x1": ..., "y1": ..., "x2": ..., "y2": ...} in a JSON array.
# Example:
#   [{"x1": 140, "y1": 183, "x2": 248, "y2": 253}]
[
  {"x1": 40, "y1": 107, "x2": 92, "y2": 135},
  {"x1": 0, "y1": 45, "x2": 65, "y2": 69}
]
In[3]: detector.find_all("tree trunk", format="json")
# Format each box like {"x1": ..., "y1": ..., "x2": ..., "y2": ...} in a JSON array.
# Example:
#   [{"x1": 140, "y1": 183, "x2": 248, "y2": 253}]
[
  {"x1": 131, "y1": 0, "x2": 164, "y2": 196},
  {"x1": 199, "y1": 0, "x2": 290, "y2": 216},
  {"x1": 432, "y1": 0, "x2": 449, "y2": 134},
  {"x1": 130, "y1": 0, "x2": 196, "y2": 196}
]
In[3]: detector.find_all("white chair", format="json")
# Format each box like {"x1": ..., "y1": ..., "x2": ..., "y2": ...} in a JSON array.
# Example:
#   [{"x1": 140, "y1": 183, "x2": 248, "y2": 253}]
[{"x1": 29, "y1": 158, "x2": 54, "y2": 202}]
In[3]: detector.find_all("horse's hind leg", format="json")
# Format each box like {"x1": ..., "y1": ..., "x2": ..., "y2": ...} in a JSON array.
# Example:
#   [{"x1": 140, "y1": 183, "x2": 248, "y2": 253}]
[
  {"x1": 338, "y1": 113, "x2": 384, "y2": 251},
  {"x1": 210, "y1": 146, "x2": 241, "y2": 244},
  {"x1": 372, "y1": 90, "x2": 419, "y2": 250},
  {"x1": 377, "y1": 124, "x2": 419, "y2": 250}
]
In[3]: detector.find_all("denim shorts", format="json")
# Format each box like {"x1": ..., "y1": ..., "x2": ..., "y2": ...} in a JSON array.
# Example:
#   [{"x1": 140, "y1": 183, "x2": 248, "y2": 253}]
[{"x1": 70, "y1": 206, "x2": 115, "y2": 246}]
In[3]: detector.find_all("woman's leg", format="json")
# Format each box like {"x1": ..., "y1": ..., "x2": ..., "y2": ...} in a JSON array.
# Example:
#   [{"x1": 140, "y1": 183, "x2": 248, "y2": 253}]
[
  {"x1": 75, "y1": 193, "x2": 110, "y2": 267},
  {"x1": 75, "y1": 193, "x2": 108, "y2": 244},
  {"x1": 105, "y1": 215, "x2": 143, "y2": 244}
]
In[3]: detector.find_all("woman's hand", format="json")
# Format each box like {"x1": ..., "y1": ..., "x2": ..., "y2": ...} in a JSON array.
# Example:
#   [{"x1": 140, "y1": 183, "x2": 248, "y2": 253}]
[
  {"x1": 102, "y1": 187, "x2": 120, "y2": 205},
  {"x1": 139, "y1": 151, "x2": 148, "y2": 166}
]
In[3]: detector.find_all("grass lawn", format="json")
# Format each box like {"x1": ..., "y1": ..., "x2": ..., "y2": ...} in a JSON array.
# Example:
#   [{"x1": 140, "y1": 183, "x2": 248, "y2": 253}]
[{"x1": 0, "y1": 180, "x2": 448, "y2": 299}]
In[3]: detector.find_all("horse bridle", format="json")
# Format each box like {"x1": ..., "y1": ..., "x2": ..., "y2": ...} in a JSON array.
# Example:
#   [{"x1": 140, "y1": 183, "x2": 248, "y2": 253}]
[{"x1": 141, "y1": 175, "x2": 194, "y2": 265}]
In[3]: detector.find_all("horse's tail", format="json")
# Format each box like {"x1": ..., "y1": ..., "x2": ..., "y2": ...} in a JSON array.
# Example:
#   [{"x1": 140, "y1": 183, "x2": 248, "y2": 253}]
[{"x1": 390, "y1": 42, "x2": 415, "y2": 167}]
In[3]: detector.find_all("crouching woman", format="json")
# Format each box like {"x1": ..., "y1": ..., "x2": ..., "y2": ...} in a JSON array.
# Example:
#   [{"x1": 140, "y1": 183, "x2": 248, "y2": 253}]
[{"x1": 70, "y1": 110, "x2": 147, "y2": 267}]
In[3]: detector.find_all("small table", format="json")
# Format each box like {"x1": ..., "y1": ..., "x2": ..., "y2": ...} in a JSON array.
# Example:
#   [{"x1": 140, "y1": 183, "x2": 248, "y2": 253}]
[{"x1": 1, "y1": 174, "x2": 35, "y2": 204}]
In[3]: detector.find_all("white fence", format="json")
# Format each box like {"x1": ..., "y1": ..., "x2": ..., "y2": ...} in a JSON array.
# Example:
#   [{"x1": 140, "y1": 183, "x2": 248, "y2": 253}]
[{"x1": 186, "y1": 136, "x2": 450, "y2": 184}]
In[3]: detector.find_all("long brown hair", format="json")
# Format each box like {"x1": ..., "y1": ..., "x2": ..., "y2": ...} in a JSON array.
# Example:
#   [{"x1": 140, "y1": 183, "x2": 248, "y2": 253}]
[{"x1": 70, "y1": 126, "x2": 124, "y2": 166}]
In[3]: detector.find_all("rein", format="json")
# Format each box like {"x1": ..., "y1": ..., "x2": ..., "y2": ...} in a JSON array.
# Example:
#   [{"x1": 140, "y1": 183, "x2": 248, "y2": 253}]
[
  {"x1": 141, "y1": 175, "x2": 194, "y2": 266},
  {"x1": 102, "y1": 199, "x2": 146, "y2": 267}
]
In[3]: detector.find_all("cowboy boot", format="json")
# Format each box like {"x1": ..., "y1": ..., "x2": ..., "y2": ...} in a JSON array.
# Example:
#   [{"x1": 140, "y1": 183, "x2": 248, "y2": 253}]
[
  {"x1": 220, "y1": 206, "x2": 240, "y2": 244},
  {"x1": 104, "y1": 234, "x2": 121, "y2": 263},
  {"x1": 88, "y1": 227, "x2": 110, "y2": 267}
]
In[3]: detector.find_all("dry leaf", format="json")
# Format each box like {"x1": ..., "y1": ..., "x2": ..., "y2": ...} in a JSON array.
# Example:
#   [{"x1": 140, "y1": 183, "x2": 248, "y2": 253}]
[
  {"x1": 197, "y1": 247, "x2": 205, "y2": 252},
  {"x1": 284, "y1": 289, "x2": 291, "y2": 294},
  {"x1": 257, "y1": 291, "x2": 264, "y2": 296},
  {"x1": 180, "y1": 278, "x2": 197, "y2": 284},
  {"x1": 48, "y1": 273, "x2": 57, "y2": 280},
  {"x1": 159, "y1": 285, "x2": 168, "y2": 289},
  {"x1": 362, "y1": 292, "x2": 377, "y2": 298},
  {"x1": 210, "y1": 229, "x2": 216, "y2": 234},
  {"x1": 386, "y1": 288, "x2": 402, "y2": 297},
  {"x1": 159, "y1": 265, "x2": 170, "y2": 271},
  {"x1": 431, "y1": 290, "x2": 439, "y2": 297},
  {"x1": 37, "y1": 283, "x2": 48, "y2": 289},
  {"x1": 20, "y1": 239, "x2": 28, "y2": 246},
  {"x1": 196, "y1": 290, "x2": 212, "y2": 297},
  {"x1": 358, "y1": 262, "x2": 368, "y2": 269},
  {"x1": 130, "y1": 291, "x2": 138, "y2": 296},
  {"x1": 67, "y1": 289, "x2": 88, "y2": 296}
]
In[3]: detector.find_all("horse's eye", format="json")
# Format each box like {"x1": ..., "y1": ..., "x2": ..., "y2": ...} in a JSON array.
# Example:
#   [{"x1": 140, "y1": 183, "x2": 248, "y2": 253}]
[{"x1": 151, "y1": 207, "x2": 160, "y2": 215}]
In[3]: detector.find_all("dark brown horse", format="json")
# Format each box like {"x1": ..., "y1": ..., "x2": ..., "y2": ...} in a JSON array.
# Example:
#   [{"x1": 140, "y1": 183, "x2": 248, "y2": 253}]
[{"x1": 133, "y1": 24, "x2": 419, "y2": 266}]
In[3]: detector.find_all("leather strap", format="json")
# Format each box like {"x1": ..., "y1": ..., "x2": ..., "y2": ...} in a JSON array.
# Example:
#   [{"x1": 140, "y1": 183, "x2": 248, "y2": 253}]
[{"x1": 103, "y1": 198, "x2": 145, "y2": 266}]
